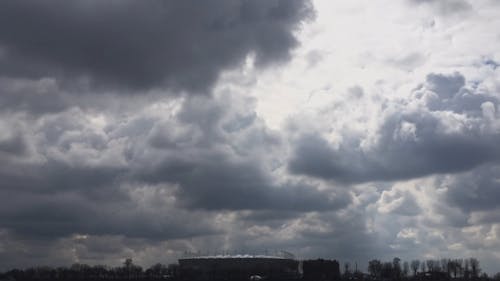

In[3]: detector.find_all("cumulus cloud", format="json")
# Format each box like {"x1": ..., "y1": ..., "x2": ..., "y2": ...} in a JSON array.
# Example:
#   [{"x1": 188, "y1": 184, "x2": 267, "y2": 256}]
[
  {"x1": 0, "y1": 90, "x2": 350, "y2": 253},
  {"x1": 289, "y1": 72, "x2": 500, "y2": 183},
  {"x1": 1, "y1": 0, "x2": 500, "y2": 274},
  {"x1": 131, "y1": 94, "x2": 350, "y2": 212}
]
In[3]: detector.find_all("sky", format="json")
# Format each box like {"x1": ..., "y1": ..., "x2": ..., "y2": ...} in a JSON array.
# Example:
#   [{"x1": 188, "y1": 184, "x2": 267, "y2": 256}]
[{"x1": 1, "y1": 0, "x2": 500, "y2": 275}]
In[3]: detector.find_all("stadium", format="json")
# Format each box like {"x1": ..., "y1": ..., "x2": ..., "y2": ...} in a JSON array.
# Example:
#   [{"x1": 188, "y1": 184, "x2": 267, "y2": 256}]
[{"x1": 178, "y1": 254, "x2": 300, "y2": 281}]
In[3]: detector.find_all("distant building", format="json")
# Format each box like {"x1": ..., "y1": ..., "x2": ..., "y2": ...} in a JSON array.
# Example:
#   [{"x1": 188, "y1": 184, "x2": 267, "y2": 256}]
[
  {"x1": 178, "y1": 255, "x2": 300, "y2": 281},
  {"x1": 302, "y1": 259, "x2": 340, "y2": 281}
]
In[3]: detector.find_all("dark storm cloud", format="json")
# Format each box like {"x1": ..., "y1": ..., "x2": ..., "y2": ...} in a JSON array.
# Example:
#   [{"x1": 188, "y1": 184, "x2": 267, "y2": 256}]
[
  {"x1": 0, "y1": 153, "x2": 219, "y2": 240},
  {"x1": 0, "y1": 160, "x2": 123, "y2": 198},
  {"x1": 0, "y1": 230, "x2": 71, "y2": 270},
  {"x1": 0, "y1": 188, "x2": 218, "y2": 240},
  {"x1": 289, "y1": 72, "x2": 500, "y2": 183},
  {"x1": 139, "y1": 156, "x2": 350, "y2": 212},
  {"x1": 0, "y1": 0, "x2": 313, "y2": 92},
  {"x1": 0, "y1": 108, "x2": 216, "y2": 241}
]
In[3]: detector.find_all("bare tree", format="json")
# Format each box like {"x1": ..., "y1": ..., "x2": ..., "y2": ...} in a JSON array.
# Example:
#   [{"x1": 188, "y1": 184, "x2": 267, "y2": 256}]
[
  {"x1": 382, "y1": 262, "x2": 394, "y2": 279},
  {"x1": 470, "y1": 258, "x2": 480, "y2": 279},
  {"x1": 393, "y1": 257, "x2": 402, "y2": 280},
  {"x1": 465, "y1": 259, "x2": 470, "y2": 280},
  {"x1": 411, "y1": 260, "x2": 420, "y2": 276},
  {"x1": 457, "y1": 259, "x2": 464, "y2": 278},
  {"x1": 403, "y1": 261, "x2": 409, "y2": 278},
  {"x1": 344, "y1": 262, "x2": 351, "y2": 276},
  {"x1": 368, "y1": 260, "x2": 382, "y2": 279},
  {"x1": 441, "y1": 259, "x2": 449, "y2": 275},
  {"x1": 124, "y1": 258, "x2": 133, "y2": 279},
  {"x1": 420, "y1": 260, "x2": 426, "y2": 273},
  {"x1": 426, "y1": 260, "x2": 440, "y2": 273}
]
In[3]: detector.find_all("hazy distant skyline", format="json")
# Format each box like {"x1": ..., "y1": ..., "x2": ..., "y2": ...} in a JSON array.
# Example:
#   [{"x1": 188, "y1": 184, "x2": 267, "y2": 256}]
[{"x1": 1, "y1": 0, "x2": 500, "y2": 275}]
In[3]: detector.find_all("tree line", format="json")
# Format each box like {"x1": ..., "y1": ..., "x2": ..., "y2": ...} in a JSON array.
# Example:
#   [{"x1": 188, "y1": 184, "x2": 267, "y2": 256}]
[
  {"x1": 360, "y1": 257, "x2": 498, "y2": 281},
  {"x1": 0, "y1": 258, "x2": 176, "y2": 281},
  {"x1": 1, "y1": 257, "x2": 500, "y2": 281}
]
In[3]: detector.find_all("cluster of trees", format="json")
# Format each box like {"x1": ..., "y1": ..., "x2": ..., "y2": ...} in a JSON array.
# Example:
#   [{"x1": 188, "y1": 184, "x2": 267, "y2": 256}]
[
  {"x1": 364, "y1": 257, "x2": 492, "y2": 281},
  {"x1": 2, "y1": 257, "x2": 500, "y2": 281},
  {"x1": 0, "y1": 259, "x2": 177, "y2": 281}
]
